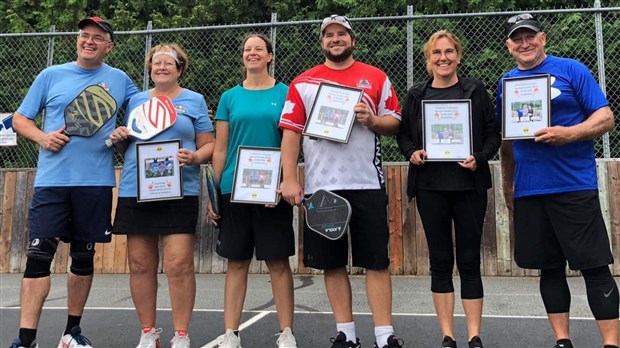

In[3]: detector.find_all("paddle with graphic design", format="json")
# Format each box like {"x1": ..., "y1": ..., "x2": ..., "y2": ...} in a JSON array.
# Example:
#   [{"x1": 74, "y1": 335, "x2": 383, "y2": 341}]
[
  {"x1": 64, "y1": 85, "x2": 118, "y2": 137},
  {"x1": 303, "y1": 189, "x2": 351, "y2": 240},
  {"x1": 105, "y1": 95, "x2": 177, "y2": 147},
  {"x1": 205, "y1": 164, "x2": 221, "y2": 216}
]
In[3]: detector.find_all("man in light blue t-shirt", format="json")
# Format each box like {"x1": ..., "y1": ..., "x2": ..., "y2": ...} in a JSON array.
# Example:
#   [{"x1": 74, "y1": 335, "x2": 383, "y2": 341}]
[
  {"x1": 497, "y1": 13, "x2": 618, "y2": 348},
  {"x1": 10, "y1": 17, "x2": 138, "y2": 348}
]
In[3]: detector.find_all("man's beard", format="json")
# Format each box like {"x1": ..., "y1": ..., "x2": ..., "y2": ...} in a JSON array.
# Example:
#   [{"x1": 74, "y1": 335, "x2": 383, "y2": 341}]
[{"x1": 322, "y1": 45, "x2": 354, "y2": 63}]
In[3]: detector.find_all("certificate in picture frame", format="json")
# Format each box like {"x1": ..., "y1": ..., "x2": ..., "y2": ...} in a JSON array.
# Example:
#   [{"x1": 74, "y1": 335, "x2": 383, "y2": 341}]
[
  {"x1": 502, "y1": 74, "x2": 551, "y2": 140},
  {"x1": 422, "y1": 99, "x2": 473, "y2": 161},
  {"x1": 231, "y1": 146, "x2": 282, "y2": 205},
  {"x1": 136, "y1": 139, "x2": 183, "y2": 202},
  {"x1": 302, "y1": 82, "x2": 364, "y2": 143}
]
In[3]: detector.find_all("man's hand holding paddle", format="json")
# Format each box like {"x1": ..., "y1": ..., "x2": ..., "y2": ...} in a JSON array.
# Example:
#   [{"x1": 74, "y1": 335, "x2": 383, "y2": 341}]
[{"x1": 39, "y1": 126, "x2": 70, "y2": 152}]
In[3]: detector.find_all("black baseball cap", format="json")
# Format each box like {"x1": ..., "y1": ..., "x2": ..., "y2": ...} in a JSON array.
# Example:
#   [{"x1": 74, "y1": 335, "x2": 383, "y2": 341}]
[
  {"x1": 506, "y1": 13, "x2": 542, "y2": 38},
  {"x1": 78, "y1": 17, "x2": 114, "y2": 42}
]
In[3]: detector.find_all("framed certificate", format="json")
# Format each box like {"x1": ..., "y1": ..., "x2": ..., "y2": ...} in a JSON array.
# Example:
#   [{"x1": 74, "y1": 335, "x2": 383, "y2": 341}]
[
  {"x1": 422, "y1": 99, "x2": 473, "y2": 161},
  {"x1": 136, "y1": 139, "x2": 183, "y2": 202},
  {"x1": 302, "y1": 82, "x2": 364, "y2": 143},
  {"x1": 231, "y1": 146, "x2": 282, "y2": 205},
  {"x1": 501, "y1": 74, "x2": 551, "y2": 140}
]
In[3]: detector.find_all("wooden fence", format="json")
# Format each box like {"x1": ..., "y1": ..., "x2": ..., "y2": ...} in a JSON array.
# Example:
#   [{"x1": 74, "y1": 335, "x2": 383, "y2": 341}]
[{"x1": 1, "y1": 160, "x2": 619, "y2": 276}]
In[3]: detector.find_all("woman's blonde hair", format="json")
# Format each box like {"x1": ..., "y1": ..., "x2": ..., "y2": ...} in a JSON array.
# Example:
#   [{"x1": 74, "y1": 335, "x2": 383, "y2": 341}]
[{"x1": 422, "y1": 30, "x2": 463, "y2": 77}]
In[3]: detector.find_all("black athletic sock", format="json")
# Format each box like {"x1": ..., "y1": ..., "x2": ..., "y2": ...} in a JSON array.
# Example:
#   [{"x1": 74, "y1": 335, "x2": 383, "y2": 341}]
[
  {"x1": 18, "y1": 328, "x2": 37, "y2": 347},
  {"x1": 603, "y1": 345, "x2": 619, "y2": 348},
  {"x1": 64, "y1": 315, "x2": 82, "y2": 335},
  {"x1": 234, "y1": 330, "x2": 240, "y2": 337}
]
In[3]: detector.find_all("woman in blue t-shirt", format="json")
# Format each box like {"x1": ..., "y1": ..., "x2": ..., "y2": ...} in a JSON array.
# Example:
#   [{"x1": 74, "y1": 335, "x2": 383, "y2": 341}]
[{"x1": 109, "y1": 43, "x2": 215, "y2": 348}]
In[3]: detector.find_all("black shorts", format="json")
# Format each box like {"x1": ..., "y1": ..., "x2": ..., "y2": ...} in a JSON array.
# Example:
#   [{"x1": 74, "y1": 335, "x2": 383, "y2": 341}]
[
  {"x1": 514, "y1": 190, "x2": 613, "y2": 270},
  {"x1": 303, "y1": 189, "x2": 390, "y2": 270},
  {"x1": 216, "y1": 194, "x2": 295, "y2": 261},
  {"x1": 29, "y1": 186, "x2": 113, "y2": 243},
  {"x1": 112, "y1": 196, "x2": 198, "y2": 235}
]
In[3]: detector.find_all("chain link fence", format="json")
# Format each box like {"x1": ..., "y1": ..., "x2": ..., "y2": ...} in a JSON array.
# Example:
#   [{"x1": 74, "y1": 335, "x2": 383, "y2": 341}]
[{"x1": 2, "y1": 6, "x2": 619, "y2": 168}]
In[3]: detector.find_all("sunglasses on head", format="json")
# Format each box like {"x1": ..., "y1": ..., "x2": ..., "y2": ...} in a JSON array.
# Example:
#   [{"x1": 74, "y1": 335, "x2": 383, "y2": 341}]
[
  {"x1": 507, "y1": 13, "x2": 536, "y2": 25},
  {"x1": 322, "y1": 15, "x2": 352, "y2": 26}
]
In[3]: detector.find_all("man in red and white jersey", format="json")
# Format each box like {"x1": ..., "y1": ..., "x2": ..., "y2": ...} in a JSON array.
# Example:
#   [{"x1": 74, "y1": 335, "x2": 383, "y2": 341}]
[{"x1": 279, "y1": 14, "x2": 403, "y2": 348}]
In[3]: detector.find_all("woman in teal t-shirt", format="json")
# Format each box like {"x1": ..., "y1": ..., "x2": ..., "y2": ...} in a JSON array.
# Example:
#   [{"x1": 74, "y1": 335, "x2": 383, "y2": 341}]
[{"x1": 209, "y1": 34, "x2": 297, "y2": 348}]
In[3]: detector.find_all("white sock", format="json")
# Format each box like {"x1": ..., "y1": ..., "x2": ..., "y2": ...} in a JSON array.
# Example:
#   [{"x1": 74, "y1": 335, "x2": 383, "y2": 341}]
[
  {"x1": 336, "y1": 322, "x2": 357, "y2": 343},
  {"x1": 374, "y1": 325, "x2": 394, "y2": 347}
]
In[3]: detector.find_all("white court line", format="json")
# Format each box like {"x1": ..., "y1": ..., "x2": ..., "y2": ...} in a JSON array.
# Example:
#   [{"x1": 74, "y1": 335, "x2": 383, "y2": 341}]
[
  {"x1": 0, "y1": 306, "x2": 597, "y2": 321},
  {"x1": 200, "y1": 311, "x2": 270, "y2": 348}
]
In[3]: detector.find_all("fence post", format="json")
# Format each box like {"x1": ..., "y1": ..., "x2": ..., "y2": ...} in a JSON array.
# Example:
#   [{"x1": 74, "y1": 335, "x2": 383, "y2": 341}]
[
  {"x1": 406, "y1": 5, "x2": 413, "y2": 90},
  {"x1": 142, "y1": 21, "x2": 153, "y2": 90},
  {"x1": 47, "y1": 25, "x2": 56, "y2": 67},
  {"x1": 271, "y1": 12, "x2": 277, "y2": 78},
  {"x1": 594, "y1": 0, "x2": 610, "y2": 158}
]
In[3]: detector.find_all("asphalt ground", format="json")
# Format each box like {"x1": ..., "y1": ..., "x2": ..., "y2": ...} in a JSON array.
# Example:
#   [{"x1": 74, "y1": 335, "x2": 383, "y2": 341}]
[{"x1": 0, "y1": 273, "x2": 616, "y2": 347}]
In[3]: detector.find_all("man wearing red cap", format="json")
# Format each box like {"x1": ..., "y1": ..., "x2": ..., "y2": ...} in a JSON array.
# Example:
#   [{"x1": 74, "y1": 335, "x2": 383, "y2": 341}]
[
  {"x1": 279, "y1": 14, "x2": 404, "y2": 348},
  {"x1": 9, "y1": 17, "x2": 138, "y2": 348}
]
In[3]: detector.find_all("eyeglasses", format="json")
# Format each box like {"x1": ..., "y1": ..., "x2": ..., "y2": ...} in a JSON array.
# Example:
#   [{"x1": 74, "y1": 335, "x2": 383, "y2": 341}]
[
  {"x1": 321, "y1": 15, "x2": 352, "y2": 27},
  {"x1": 78, "y1": 32, "x2": 110, "y2": 44},
  {"x1": 507, "y1": 13, "x2": 536, "y2": 25},
  {"x1": 151, "y1": 61, "x2": 176, "y2": 68},
  {"x1": 431, "y1": 48, "x2": 457, "y2": 58}
]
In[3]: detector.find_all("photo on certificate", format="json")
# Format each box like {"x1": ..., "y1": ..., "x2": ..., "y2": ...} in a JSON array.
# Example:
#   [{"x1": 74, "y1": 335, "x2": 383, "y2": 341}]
[
  {"x1": 231, "y1": 146, "x2": 282, "y2": 205},
  {"x1": 136, "y1": 139, "x2": 183, "y2": 202},
  {"x1": 302, "y1": 82, "x2": 364, "y2": 143},
  {"x1": 502, "y1": 74, "x2": 551, "y2": 139},
  {"x1": 422, "y1": 100, "x2": 473, "y2": 161}
]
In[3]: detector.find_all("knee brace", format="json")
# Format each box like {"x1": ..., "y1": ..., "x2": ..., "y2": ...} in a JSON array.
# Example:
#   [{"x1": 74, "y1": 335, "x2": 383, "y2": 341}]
[
  {"x1": 24, "y1": 238, "x2": 58, "y2": 278},
  {"x1": 582, "y1": 266, "x2": 619, "y2": 320},
  {"x1": 540, "y1": 267, "x2": 571, "y2": 314},
  {"x1": 69, "y1": 241, "x2": 95, "y2": 276}
]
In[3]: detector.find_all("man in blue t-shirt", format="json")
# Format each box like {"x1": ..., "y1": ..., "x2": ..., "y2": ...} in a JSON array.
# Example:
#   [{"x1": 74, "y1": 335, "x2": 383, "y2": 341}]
[
  {"x1": 497, "y1": 13, "x2": 618, "y2": 348},
  {"x1": 10, "y1": 17, "x2": 138, "y2": 348}
]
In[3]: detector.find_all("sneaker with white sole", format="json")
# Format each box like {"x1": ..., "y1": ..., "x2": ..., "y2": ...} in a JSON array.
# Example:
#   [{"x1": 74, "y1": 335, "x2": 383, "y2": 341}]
[
  {"x1": 216, "y1": 329, "x2": 241, "y2": 348},
  {"x1": 276, "y1": 327, "x2": 297, "y2": 348},
  {"x1": 57, "y1": 326, "x2": 92, "y2": 348},
  {"x1": 136, "y1": 327, "x2": 163, "y2": 348},
  {"x1": 170, "y1": 332, "x2": 190, "y2": 348}
]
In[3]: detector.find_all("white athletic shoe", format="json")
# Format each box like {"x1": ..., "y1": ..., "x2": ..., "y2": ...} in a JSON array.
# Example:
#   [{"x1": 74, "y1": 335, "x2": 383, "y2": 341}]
[
  {"x1": 216, "y1": 329, "x2": 241, "y2": 348},
  {"x1": 170, "y1": 332, "x2": 190, "y2": 348},
  {"x1": 136, "y1": 327, "x2": 163, "y2": 348},
  {"x1": 276, "y1": 327, "x2": 297, "y2": 348},
  {"x1": 57, "y1": 326, "x2": 93, "y2": 348}
]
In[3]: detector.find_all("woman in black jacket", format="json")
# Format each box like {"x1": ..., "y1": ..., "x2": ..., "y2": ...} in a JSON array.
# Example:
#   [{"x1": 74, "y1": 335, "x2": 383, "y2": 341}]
[{"x1": 396, "y1": 30, "x2": 501, "y2": 348}]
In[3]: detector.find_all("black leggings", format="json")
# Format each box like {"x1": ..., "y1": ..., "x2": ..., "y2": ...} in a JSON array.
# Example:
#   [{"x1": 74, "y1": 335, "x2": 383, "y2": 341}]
[
  {"x1": 416, "y1": 189, "x2": 487, "y2": 299},
  {"x1": 540, "y1": 266, "x2": 619, "y2": 320}
]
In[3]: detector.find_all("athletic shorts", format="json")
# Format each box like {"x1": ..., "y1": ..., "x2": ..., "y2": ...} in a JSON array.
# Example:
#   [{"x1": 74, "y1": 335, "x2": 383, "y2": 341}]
[
  {"x1": 514, "y1": 190, "x2": 613, "y2": 270},
  {"x1": 112, "y1": 196, "x2": 198, "y2": 235},
  {"x1": 29, "y1": 186, "x2": 113, "y2": 243},
  {"x1": 216, "y1": 194, "x2": 295, "y2": 261},
  {"x1": 303, "y1": 189, "x2": 390, "y2": 270}
]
